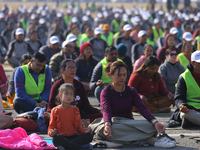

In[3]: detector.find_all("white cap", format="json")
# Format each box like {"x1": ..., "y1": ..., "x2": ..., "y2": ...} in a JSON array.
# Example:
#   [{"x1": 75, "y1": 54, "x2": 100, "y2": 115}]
[
  {"x1": 170, "y1": 27, "x2": 178, "y2": 34},
  {"x1": 94, "y1": 27, "x2": 102, "y2": 34},
  {"x1": 39, "y1": 18, "x2": 45, "y2": 24},
  {"x1": 182, "y1": 32, "x2": 193, "y2": 41},
  {"x1": 103, "y1": 11, "x2": 109, "y2": 18},
  {"x1": 158, "y1": 10, "x2": 164, "y2": 15},
  {"x1": 126, "y1": 9, "x2": 132, "y2": 16},
  {"x1": 168, "y1": 15, "x2": 173, "y2": 21},
  {"x1": 175, "y1": 9, "x2": 179, "y2": 14},
  {"x1": 142, "y1": 15, "x2": 148, "y2": 20},
  {"x1": 165, "y1": 12, "x2": 170, "y2": 17},
  {"x1": 178, "y1": 13, "x2": 182, "y2": 19},
  {"x1": 62, "y1": 40, "x2": 74, "y2": 48},
  {"x1": 57, "y1": 12, "x2": 62, "y2": 18},
  {"x1": 8, "y1": 10, "x2": 13, "y2": 14},
  {"x1": 198, "y1": 12, "x2": 200, "y2": 18},
  {"x1": 45, "y1": 6, "x2": 49, "y2": 11},
  {"x1": 123, "y1": 14, "x2": 129, "y2": 22},
  {"x1": 190, "y1": 14, "x2": 195, "y2": 19},
  {"x1": 36, "y1": 9, "x2": 41, "y2": 14},
  {"x1": 50, "y1": 36, "x2": 59, "y2": 44},
  {"x1": 194, "y1": 16, "x2": 199, "y2": 22},
  {"x1": 41, "y1": 10, "x2": 47, "y2": 16},
  {"x1": 0, "y1": 12, "x2": 5, "y2": 18},
  {"x1": 185, "y1": 15, "x2": 189, "y2": 21},
  {"x1": 191, "y1": 51, "x2": 200, "y2": 62},
  {"x1": 123, "y1": 24, "x2": 132, "y2": 31},
  {"x1": 138, "y1": 30, "x2": 147, "y2": 38},
  {"x1": 72, "y1": 17, "x2": 78, "y2": 23},
  {"x1": 114, "y1": 13, "x2": 120, "y2": 18},
  {"x1": 82, "y1": 15, "x2": 89, "y2": 21},
  {"x1": 67, "y1": 9, "x2": 72, "y2": 14},
  {"x1": 30, "y1": 14, "x2": 36, "y2": 20},
  {"x1": 73, "y1": 8, "x2": 79, "y2": 14},
  {"x1": 15, "y1": 28, "x2": 24, "y2": 35},
  {"x1": 60, "y1": 9, "x2": 64, "y2": 14},
  {"x1": 134, "y1": 16, "x2": 140, "y2": 22},
  {"x1": 67, "y1": 34, "x2": 77, "y2": 42},
  {"x1": 94, "y1": 17, "x2": 100, "y2": 22},
  {"x1": 97, "y1": 12, "x2": 103, "y2": 18},
  {"x1": 153, "y1": 18, "x2": 159, "y2": 24},
  {"x1": 86, "y1": 10, "x2": 91, "y2": 16}
]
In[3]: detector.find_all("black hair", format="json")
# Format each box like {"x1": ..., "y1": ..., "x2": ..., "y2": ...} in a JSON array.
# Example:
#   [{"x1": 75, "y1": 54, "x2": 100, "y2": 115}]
[
  {"x1": 146, "y1": 25, "x2": 152, "y2": 30},
  {"x1": 20, "y1": 54, "x2": 32, "y2": 63},
  {"x1": 59, "y1": 83, "x2": 75, "y2": 95},
  {"x1": 32, "y1": 52, "x2": 46, "y2": 63},
  {"x1": 29, "y1": 30, "x2": 38, "y2": 36},
  {"x1": 105, "y1": 46, "x2": 117, "y2": 54},
  {"x1": 60, "y1": 59, "x2": 75, "y2": 71}
]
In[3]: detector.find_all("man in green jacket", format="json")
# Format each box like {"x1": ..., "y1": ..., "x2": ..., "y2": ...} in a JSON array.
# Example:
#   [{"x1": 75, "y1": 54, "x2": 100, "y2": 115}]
[{"x1": 175, "y1": 51, "x2": 200, "y2": 128}]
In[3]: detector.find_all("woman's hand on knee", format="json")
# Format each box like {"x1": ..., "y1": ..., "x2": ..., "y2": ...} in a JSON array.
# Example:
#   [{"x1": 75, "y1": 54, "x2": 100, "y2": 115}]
[
  {"x1": 103, "y1": 124, "x2": 113, "y2": 138},
  {"x1": 155, "y1": 122, "x2": 165, "y2": 133}
]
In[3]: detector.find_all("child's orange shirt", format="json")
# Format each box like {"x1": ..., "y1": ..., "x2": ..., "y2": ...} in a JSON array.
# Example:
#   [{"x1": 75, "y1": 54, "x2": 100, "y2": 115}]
[{"x1": 48, "y1": 105, "x2": 87, "y2": 137}]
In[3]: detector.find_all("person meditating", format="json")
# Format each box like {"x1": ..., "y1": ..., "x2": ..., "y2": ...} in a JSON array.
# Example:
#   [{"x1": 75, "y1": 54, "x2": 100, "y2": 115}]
[
  {"x1": 90, "y1": 61, "x2": 176, "y2": 148},
  {"x1": 128, "y1": 56, "x2": 174, "y2": 113},
  {"x1": 47, "y1": 59, "x2": 102, "y2": 122}
]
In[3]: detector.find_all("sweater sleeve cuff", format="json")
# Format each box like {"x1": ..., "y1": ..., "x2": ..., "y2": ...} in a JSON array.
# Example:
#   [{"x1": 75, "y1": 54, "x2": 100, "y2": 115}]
[{"x1": 147, "y1": 115, "x2": 156, "y2": 123}]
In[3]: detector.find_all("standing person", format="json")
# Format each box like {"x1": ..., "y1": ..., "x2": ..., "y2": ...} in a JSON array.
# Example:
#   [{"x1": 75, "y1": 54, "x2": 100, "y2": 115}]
[
  {"x1": 13, "y1": 52, "x2": 52, "y2": 114},
  {"x1": 177, "y1": 42, "x2": 192, "y2": 69},
  {"x1": 89, "y1": 27, "x2": 107, "y2": 62},
  {"x1": 149, "y1": 0, "x2": 156, "y2": 12},
  {"x1": 48, "y1": 83, "x2": 93, "y2": 150},
  {"x1": 158, "y1": 48, "x2": 185, "y2": 94},
  {"x1": 167, "y1": 0, "x2": 172, "y2": 12},
  {"x1": 175, "y1": 51, "x2": 200, "y2": 128},
  {"x1": 75, "y1": 42, "x2": 98, "y2": 82},
  {"x1": 90, "y1": 61, "x2": 175, "y2": 148},
  {"x1": 133, "y1": 44, "x2": 154, "y2": 72},
  {"x1": 128, "y1": 56, "x2": 174, "y2": 113},
  {"x1": 47, "y1": 59, "x2": 102, "y2": 122},
  {"x1": 5, "y1": 28, "x2": 34, "y2": 68}
]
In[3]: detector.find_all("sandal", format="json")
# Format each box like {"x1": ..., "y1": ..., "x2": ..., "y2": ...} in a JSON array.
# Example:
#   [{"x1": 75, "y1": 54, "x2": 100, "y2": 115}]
[{"x1": 93, "y1": 142, "x2": 107, "y2": 148}]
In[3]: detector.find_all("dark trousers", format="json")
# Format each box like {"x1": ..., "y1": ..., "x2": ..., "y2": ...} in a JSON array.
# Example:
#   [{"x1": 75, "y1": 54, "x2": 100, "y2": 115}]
[
  {"x1": 13, "y1": 97, "x2": 35, "y2": 114},
  {"x1": 53, "y1": 133, "x2": 93, "y2": 149}
]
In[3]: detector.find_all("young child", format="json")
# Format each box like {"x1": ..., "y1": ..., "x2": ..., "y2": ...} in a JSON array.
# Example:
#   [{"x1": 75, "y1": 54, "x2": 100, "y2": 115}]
[{"x1": 48, "y1": 83, "x2": 93, "y2": 150}]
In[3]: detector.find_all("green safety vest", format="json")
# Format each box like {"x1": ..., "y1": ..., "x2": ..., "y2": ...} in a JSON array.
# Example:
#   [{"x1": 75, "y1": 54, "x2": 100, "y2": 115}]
[
  {"x1": 101, "y1": 32, "x2": 113, "y2": 46},
  {"x1": 152, "y1": 26, "x2": 164, "y2": 41},
  {"x1": 177, "y1": 53, "x2": 189, "y2": 69},
  {"x1": 146, "y1": 38, "x2": 155, "y2": 47},
  {"x1": 180, "y1": 69, "x2": 200, "y2": 109},
  {"x1": 120, "y1": 20, "x2": 131, "y2": 24},
  {"x1": 64, "y1": 16, "x2": 72, "y2": 25},
  {"x1": 100, "y1": 57, "x2": 122, "y2": 84},
  {"x1": 195, "y1": 36, "x2": 200, "y2": 50},
  {"x1": 20, "y1": 19, "x2": 29, "y2": 31},
  {"x1": 113, "y1": 19, "x2": 120, "y2": 33},
  {"x1": 113, "y1": 32, "x2": 120, "y2": 40},
  {"x1": 81, "y1": 33, "x2": 89, "y2": 44},
  {"x1": 67, "y1": 33, "x2": 82, "y2": 47},
  {"x1": 20, "y1": 63, "x2": 46, "y2": 101}
]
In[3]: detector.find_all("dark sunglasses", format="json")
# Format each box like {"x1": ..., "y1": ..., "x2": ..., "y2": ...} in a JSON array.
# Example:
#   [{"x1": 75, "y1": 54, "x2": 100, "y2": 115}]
[{"x1": 169, "y1": 53, "x2": 177, "y2": 56}]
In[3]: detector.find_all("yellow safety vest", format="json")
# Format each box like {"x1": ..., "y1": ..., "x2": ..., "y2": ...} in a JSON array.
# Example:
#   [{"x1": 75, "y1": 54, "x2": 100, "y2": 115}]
[
  {"x1": 177, "y1": 53, "x2": 189, "y2": 69},
  {"x1": 101, "y1": 32, "x2": 114, "y2": 46},
  {"x1": 20, "y1": 63, "x2": 46, "y2": 101},
  {"x1": 152, "y1": 26, "x2": 164, "y2": 41},
  {"x1": 100, "y1": 57, "x2": 122, "y2": 84},
  {"x1": 180, "y1": 69, "x2": 200, "y2": 109}
]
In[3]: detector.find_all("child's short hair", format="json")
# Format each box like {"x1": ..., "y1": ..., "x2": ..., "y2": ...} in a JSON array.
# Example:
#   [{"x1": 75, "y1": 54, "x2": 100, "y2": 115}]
[{"x1": 59, "y1": 83, "x2": 75, "y2": 95}]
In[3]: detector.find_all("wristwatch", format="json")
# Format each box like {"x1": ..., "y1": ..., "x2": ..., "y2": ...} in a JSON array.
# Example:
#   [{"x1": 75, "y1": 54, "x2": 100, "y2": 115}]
[{"x1": 151, "y1": 119, "x2": 158, "y2": 125}]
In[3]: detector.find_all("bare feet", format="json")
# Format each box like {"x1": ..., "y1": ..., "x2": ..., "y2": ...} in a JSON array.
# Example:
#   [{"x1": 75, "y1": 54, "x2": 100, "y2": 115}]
[{"x1": 158, "y1": 107, "x2": 171, "y2": 113}]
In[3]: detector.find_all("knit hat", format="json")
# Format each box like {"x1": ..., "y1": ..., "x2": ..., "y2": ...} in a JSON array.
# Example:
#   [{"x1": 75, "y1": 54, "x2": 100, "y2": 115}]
[
  {"x1": 80, "y1": 42, "x2": 93, "y2": 53},
  {"x1": 117, "y1": 43, "x2": 127, "y2": 57}
]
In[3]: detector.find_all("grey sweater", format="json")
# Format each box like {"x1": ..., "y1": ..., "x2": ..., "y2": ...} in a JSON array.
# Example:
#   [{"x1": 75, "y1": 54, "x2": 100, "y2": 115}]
[{"x1": 158, "y1": 60, "x2": 185, "y2": 94}]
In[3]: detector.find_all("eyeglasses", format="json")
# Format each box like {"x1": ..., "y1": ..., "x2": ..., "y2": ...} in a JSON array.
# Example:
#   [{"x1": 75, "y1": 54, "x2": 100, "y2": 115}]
[
  {"x1": 65, "y1": 66, "x2": 77, "y2": 71},
  {"x1": 169, "y1": 53, "x2": 177, "y2": 56}
]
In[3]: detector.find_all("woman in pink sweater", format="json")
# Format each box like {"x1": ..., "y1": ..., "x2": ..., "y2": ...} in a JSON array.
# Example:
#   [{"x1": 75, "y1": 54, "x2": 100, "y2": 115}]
[{"x1": 133, "y1": 44, "x2": 154, "y2": 72}]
